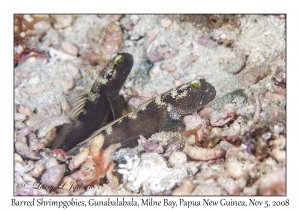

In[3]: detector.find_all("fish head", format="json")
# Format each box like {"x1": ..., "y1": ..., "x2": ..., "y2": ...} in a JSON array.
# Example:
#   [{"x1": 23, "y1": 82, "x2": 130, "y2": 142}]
[{"x1": 165, "y1": 76, "x2": 216, "y2": 115}]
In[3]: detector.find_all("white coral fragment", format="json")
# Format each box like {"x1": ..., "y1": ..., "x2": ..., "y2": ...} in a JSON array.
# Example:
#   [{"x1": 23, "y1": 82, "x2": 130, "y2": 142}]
[
  {"x1": 168, "y1": 151, "x2": 187, "y2": 167},
  {"x1": 69, "y1": 147, "x2": 89, "y2": 170},
  {"x1": 118, "y1": 153, "x2": 199, "y2": 195}
]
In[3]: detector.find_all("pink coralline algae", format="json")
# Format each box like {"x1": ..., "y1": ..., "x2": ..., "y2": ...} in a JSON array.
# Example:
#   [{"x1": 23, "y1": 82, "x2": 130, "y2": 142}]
[
  {"x1": 200, "y1": 104, "x2": 236, "y2": 127},
  {"x1": 271, "y1": 83, "x2": 285, "y2": 95},
  {"x1": 85, "y1": 22, "x2": 123, "y2": 68},
  {"x1": 120, "y1": 16, "x2": 136, "y2": 31},
  {"x1": 86, "y1": 50, "x2": 102, "y2": 66},
  {"x1": 139, "y1": 135, "x2": 164, "y2": 153},
  {"x1": 66, "y1": 62, "x2": 82, "y2": 80},
  {"x1": 147, "y1": 45, "x2": 177, "y2": 63},
  {"x1": 163, "y1": 137, "x2": 185, "y2": 157},
  {"x1": 110, "y1": 14, "x2": 123, "y2": 22},
  {"x1": 41, "y1": 164, "x2": 66, "y2": 187},
  {"x1": 272, "y1": 67, "x2": 286, "y2": 88},
  {"x1": 100, "y1": 23, "x2": 123, "y2": 61},
  {"x1": 193, "y1": 35, "x2": 218, "y2": 50},
  {"x1": 180, "y1": 54, "x2": 199, "y2": 69},
  {"x1": 15, "y1": 141, "x2": 40, "y2": 160},
  {"x1": 61, "y1": 41, "x2": 78, "y2": 57},
  {"x1": 184, "y1": 145, "x2": 224, "y2": 161},
  {"x1": 17, "y1": 126, "x2": 33, "y2": 138},
  {"x1": 28, "y1": 132, "x2": 44, "y2": 152},
  {"x1": 15, "y1": 126, "x2": 43, "y2": 160},
  {"x1": 271, "y1": 67, "x2": 286, "y2": 94},
  {"x1": 160, "y1": 62, "x2": 177, "y2": 72},
  {"x1": 43, "y1": 101, "x2": 62, "y2": 116},
  {"x1": 242, "y1": 64, "x2": 270, "y2": 87},
  {"x1": 263, "y1": 91, "x2": 285, "y2": 102},
  {"x1": 256, "y1": 169, "x2": 286, "y2": 195}
]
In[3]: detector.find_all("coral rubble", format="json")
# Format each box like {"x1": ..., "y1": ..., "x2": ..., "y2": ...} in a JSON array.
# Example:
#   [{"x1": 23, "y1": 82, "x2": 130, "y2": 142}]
[{"x1": 14, "y1": 14, "x2": 286, "y2": 195}]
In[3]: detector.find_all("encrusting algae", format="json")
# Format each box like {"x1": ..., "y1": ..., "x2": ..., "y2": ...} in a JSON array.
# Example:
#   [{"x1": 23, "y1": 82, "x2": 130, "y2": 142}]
[{"x1": 14, "y1": 14, "x2": 286, "y2": 195}]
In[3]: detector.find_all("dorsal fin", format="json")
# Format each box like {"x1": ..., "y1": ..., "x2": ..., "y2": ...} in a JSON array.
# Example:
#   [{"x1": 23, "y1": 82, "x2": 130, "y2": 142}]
[{"x1": 67, "y1": 94, "x2": 88, "y2": 120}]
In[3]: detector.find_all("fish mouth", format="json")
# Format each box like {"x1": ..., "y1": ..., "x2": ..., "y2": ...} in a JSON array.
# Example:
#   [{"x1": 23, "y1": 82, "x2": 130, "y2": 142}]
[
  {"x1": 207, "y1": 86, "x2": 216, "y2": 103},
  {"x1": 199, "y1": 80, "x2": 216, "y2": 106}
]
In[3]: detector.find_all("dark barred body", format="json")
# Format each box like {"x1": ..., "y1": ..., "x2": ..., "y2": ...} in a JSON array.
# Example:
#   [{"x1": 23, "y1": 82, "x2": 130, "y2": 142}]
[
  {"x1": 73, "y1": 77, "x2": 216, "y2": 152},
  {"x1": 52, "y1": 53, "x2": 133, "y2": 151}
]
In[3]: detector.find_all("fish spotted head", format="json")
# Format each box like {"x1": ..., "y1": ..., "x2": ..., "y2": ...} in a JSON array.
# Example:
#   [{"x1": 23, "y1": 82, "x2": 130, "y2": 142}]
[
  {"x1": 112, "y1": 52, "x2": 133, "y2": 80},
  {"x1": 164, "y1": 76, "x2": 216, "y2": 115},
  {"x1": 103, "y1": 52, "x2": 134, "y2": 92}
]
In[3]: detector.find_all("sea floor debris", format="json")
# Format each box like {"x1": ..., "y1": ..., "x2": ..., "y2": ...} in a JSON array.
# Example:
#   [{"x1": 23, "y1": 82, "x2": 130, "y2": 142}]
[{"x1": 14, "y1": 14, "x2": 286, "y2": 195}]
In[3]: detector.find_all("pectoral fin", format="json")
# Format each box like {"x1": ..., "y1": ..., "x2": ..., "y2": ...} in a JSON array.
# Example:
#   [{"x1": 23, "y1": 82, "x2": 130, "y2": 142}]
[
  {"x1": 52, "y1": 121, "x2": 77, "y2": 150},
  {"x1": 159, "y1": 106, "x2": 186, "y2": 132},
  {"x1": 67, "y1": 94, "x2": 88, "y2": 120}
]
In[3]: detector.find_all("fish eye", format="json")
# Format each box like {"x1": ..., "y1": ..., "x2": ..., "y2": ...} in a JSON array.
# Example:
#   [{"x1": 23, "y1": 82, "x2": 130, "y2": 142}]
[
  {"x1": 110, "y1": 52, "x2": 118, "y2": 61},
  {"x1": 114, "y1": 55, "x2": 124, "y2": 64},
  {"x1": 191, "y1": 79, "x2": 201, "y2": 88}
]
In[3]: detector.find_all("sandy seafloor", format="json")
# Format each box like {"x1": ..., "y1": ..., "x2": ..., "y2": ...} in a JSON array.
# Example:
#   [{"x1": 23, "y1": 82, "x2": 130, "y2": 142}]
[{"x1": 13, "y1": 14, "x2": 286, "y2": 195}]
